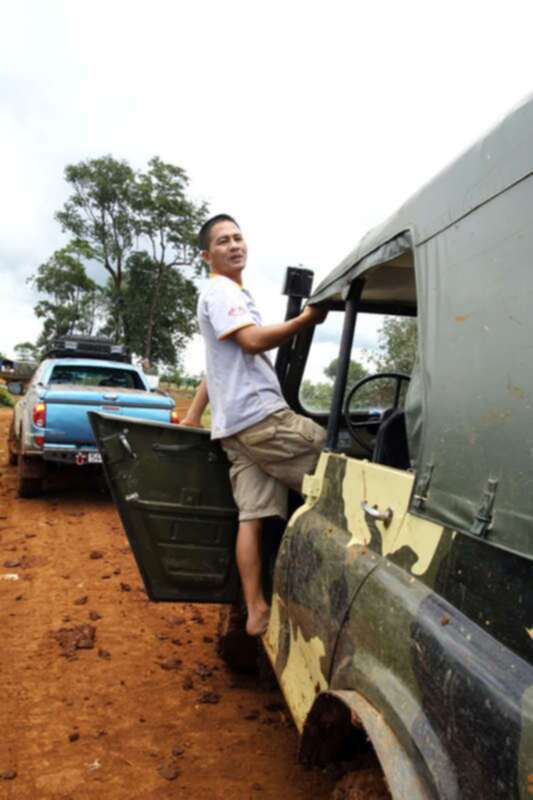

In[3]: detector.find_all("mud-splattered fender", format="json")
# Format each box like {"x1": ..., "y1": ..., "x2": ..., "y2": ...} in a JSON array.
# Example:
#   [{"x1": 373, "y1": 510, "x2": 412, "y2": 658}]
[
  {"x1": 300, "y1": 689, "x2": 435, "y2": 800},
  {"x1": 329, "y1": 556, "x2": 533, "y2": 799}
]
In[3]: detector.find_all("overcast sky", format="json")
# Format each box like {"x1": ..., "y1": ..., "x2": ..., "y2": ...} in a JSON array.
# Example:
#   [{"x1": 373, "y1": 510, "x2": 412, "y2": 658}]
[{"x1": 2, "y1": 0, "x2": 533, "y2": 381}]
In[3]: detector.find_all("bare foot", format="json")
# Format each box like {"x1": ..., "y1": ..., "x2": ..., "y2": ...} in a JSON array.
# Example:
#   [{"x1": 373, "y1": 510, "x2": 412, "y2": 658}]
[{"x1": 246, "y1": 607, "x2": 270, "y2": 637}]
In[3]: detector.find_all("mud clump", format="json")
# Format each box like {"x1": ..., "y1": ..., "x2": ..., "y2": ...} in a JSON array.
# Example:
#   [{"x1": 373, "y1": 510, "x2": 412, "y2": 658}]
[
  {"x1": 158, "y1": 760, "x2": 181, "y2": 781},
  {"x1": 194, "y1": 662, "x2": 213, "y2": 680},
  {"x1": 198, "y1": 691, "x2": 221, "y2": 705},
  {"x1": 160, "y1": 657, "x2": 182, "y2": 671},
  {"x1": 53, "y1": 624, "x2": 96, "y2": 658},
  {"x1": 89, "y1": 550, "x2": 103, "y2": 560},
  {"x1": 74, "y1": 595, "x2": 88, "y2": 606}
]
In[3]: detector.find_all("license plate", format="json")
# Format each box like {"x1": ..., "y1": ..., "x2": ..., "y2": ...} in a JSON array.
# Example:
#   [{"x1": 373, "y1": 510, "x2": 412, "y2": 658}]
[{"x1": 88, "y1": 452, "x2": 102, "y2": 464}]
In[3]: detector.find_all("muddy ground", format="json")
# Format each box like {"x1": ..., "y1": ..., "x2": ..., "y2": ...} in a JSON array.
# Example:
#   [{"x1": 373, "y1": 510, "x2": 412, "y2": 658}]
[{"x1": 0, "y1": 407, "x2": 337, "y2": 800}]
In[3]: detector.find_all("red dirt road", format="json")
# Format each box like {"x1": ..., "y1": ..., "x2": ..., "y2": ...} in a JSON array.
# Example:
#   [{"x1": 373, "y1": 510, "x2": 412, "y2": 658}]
[{"x1": 0, "y1": 408, "x2": 336, "y2": 799}]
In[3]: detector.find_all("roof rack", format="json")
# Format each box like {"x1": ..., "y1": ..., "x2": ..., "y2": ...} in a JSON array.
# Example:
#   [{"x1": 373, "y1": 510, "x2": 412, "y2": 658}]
[{"x1": 44, "y1": 336, "x2": 131, "y2": 363}]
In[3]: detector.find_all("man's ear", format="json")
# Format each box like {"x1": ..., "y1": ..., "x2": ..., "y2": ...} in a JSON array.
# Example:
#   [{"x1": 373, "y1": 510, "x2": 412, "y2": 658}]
[{"x1": 201, "y1": 250, "x2": 211, "y2": 266}]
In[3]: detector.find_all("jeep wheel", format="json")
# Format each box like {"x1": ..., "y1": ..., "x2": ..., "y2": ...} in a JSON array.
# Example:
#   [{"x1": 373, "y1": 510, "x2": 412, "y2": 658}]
[
  {"x1": 16, "y1": 456, "x2": 45, "y2": 498},
  {"x1": 332, "y1": 768, "x2": 390, "y2": 800},
  {"x1": 216, "y1": 602, "x2": 259, "y2": 673},
  {"x1": 7, "y1": 416, "x2": 19, "y2": 466}
]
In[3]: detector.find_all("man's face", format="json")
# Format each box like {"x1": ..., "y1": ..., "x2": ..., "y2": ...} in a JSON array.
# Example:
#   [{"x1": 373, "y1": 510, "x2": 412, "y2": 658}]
[{"x1": 203, "y1": 220, "x2": 248, "y2": 282}]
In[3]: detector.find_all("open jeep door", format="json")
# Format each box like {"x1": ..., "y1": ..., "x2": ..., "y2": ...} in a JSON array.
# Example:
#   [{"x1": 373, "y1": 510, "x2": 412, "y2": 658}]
[{"x1": 89, "y1": 412, "x2": 239, "y2": 603}]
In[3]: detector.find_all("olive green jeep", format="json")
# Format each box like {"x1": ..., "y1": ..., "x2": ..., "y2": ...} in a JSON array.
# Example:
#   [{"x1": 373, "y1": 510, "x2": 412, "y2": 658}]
[{"x1": 91, "y1": 96, "x2": 533, "y2": 799}]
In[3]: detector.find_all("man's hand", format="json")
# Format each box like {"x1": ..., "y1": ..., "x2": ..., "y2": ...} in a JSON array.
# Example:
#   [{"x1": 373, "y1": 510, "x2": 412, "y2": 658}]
[
  {"x1": 301, "y1": 304, "x2": 328, "y2": 325},
  {"x1": 179, "y1": 379, "x2": 209, "y2": 428},
  {"x1": 233, "y1": 303, "x2": 329, "y2": 354},
  {"x1": 180, "y1": 416, "x2": 203, "y2": 428}
]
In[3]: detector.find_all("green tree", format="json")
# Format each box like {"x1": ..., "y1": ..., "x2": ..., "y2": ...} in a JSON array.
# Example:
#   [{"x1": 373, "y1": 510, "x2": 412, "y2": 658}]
[
  {"x1": 52, "y1": 155, "x2": 207, "y2": 362},
  {"x1": 372, "y1": 316, "x2": 418, "y2": 373},
  {"x1": 300, "y1": 380, "x2": 334, "y2": 411},
  {"x1": 324, "y1": 357, "x2": 368, "y2": 386},
  {"x1": 112, "y1": 251, "x2": 198, "y2": 367},
  {"x1": 301, "y1": 357, "x2": 369, "y2": 411},
  {"x1": 14, "y1": 342, "x2": 41, "y2": 362},
  {"x1": 132, "y1": 157, "x2": 207, "y2": 362},
  {"x1": 55, "y1": 157, "x2": 136, "y2": 342},
  {"x1": 30, "y1": 247, "x2": 98, "y2": 349}
]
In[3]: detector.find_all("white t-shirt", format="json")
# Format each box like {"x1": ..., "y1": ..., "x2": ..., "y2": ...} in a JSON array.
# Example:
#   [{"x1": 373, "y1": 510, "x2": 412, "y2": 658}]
[{"x1": 198, "y1": 274, "x2": 287, "y2": 439}]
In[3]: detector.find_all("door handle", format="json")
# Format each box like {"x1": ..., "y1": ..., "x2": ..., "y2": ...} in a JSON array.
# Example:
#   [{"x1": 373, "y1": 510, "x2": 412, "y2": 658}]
[
  {"x1": 361, "y1": 501, "x2": 393, "y2": 527},
  {"x1": 153, "y1": 443, "x2": 204, "y2": 453}
]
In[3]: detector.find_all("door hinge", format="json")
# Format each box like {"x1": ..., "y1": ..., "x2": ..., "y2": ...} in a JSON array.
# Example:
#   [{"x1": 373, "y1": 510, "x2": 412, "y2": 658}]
[
  {"x1": 412, "y1": 463, "x2": 434, "y2": 511},
  {"x1": 470, "y1": 478, "x2": 498, "y2": 538},
  {"x1": 99, "y1": 430, "x2": 136, "y2": 464}
]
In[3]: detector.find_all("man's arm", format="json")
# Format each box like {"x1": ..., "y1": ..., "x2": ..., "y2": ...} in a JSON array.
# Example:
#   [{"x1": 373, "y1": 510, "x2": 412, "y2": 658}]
[
  {"x1": 180, "y1": 378, "x2": 209, "y2": 427},
  {"x1": 231, "y1": 305, "x2": 327, "y2": 355}
]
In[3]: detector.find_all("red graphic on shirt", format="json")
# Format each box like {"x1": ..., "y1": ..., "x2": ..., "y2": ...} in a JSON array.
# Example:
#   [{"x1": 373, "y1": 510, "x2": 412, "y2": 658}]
[{"x1": 228, "y1": 306, "x2": 247, "y2": 317}]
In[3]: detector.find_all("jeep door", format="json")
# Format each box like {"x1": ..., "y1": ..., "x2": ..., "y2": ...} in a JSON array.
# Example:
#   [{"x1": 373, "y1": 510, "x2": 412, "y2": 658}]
[{"x1": 89, "y1": 411, "x2": 240, "y2": 603}]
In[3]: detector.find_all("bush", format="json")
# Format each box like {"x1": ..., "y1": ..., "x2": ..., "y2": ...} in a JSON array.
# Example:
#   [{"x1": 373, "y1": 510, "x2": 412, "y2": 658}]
[{"x1": 0, "y1": 385, "x2": 14, "y2": 407}]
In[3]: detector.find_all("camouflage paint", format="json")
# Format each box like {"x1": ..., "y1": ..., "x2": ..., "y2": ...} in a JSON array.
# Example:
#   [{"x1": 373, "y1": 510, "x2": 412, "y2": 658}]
[{"x1": 262, "y1": 451, "x2": 533, "y2": 799}]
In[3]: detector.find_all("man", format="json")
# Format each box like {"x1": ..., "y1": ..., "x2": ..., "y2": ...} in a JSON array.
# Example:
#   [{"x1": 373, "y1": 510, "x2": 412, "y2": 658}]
[{"x1": 181, "y1": 214, "x2": 327, "y2": 635}]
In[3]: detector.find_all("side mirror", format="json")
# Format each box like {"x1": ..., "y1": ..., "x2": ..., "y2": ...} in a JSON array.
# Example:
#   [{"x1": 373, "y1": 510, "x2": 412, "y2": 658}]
[
  {"x1": 281, "y1": 267, "x2": 314, "y2": 299},
  {"x1": 7, "y1": 381, "x2": 24, "y2": 396},
  {"x1": 275, "y1": 267, "x2": 315, "y2": 386}
]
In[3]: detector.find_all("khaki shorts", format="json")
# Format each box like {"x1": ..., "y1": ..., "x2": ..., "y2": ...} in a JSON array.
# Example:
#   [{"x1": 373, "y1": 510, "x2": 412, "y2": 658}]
[{"x1": 221, "y1": 408, "x2": 326, "y2": 521}]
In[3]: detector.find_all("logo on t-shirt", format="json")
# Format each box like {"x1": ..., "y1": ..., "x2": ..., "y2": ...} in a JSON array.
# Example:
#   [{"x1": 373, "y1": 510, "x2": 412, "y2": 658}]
[{"x1": 228, "y1": 305, "x2": 247, "y2": 317}]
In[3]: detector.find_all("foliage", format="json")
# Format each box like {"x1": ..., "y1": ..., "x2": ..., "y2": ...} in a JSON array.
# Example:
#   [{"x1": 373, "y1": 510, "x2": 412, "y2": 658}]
[
  {"x1": 55, "y1": 157, "x2": 136, "y2": 299},
  {"x1": 0, "y1": 386, "x2": 14, "y2": 407},
  {"x1": 300, "y1": 380, "x2": 335, "y2": 411},
  {"x1": 301, "y1": 358, "x2": 369, "y2": 412},
  {"x1": 323, "y1": 357, "x2": 368, "y2": 387},
  {"x1": 301, "y1": 315, "x2": 418, "y2": 412},
  {"x1": 45, "y1": 154, "x2": 208, "y2": 364},
  {"x1": 14, "y1": 342, "x2": 41, "y2": 363},
  {"x1": 105, "y1": 251, "x2": 198, "y2": 367},
  {"x1": 371, "y1": 316, "x2": 418, "y2": 374},
  {"x1": 160, "y1": 370, "x2": 202, "y2": 390},
  {"x1": 30, "y1": 246, "x2": 98, "y2": 350},
  {"x1": 128, "y1": 157, "x2": 207, "y2": 361}
]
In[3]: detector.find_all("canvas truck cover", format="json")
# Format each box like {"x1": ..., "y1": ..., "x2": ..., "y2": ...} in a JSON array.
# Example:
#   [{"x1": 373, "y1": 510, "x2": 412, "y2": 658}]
[{"x1": 309, "y1": 93, "x2": 533, "y2": 558}]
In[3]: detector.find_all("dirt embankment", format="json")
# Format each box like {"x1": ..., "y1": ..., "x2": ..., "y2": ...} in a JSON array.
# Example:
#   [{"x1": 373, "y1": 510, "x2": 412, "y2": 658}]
[{"x1": 0, "y1": 407, "x2": 336, "y2": 799}]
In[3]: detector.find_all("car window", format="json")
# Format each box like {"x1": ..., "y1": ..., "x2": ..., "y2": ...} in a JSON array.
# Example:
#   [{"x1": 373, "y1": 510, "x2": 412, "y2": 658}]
[
  {"x1": 300, "y1": 311, "x2": 417, "y2": 413},
  {"x1": 49, "y1": 366, "x2": 145, "y2": 390}
]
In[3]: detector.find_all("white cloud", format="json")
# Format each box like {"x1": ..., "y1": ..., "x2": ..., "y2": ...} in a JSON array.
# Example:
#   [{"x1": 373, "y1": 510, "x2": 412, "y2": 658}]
[{"x1": 2, "y1": 0, "x2": 533, "y2": 378}]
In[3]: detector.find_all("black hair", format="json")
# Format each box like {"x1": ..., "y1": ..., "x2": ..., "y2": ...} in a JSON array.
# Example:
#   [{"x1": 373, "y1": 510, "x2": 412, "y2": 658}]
[{"x1": 198, "y1": 214, "x2": 239, "y2": 251}]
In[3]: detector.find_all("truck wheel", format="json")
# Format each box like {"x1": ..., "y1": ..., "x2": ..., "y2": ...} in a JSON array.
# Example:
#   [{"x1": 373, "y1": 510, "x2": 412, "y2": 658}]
[
  {"x1": 7, "y1": 416, "x2": 19, "y2": 466},
  {"x1": 332, "y1": 768, "x2": 390, "y2": 800},
  {"x1": 216, "y1": 602, "x2": 259, "y2": 674},
  {"x1": 16, "y1": 456, "x2": 45, "y2": 498}
]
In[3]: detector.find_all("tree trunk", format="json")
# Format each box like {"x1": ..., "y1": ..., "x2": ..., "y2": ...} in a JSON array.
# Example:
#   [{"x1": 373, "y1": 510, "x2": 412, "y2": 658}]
[{"x1": 143, "y1": 261, "x2": 166, "y2": 362}]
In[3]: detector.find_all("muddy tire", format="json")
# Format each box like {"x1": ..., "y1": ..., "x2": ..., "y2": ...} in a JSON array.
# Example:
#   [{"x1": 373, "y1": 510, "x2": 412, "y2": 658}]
[
  {"x1": 7, "y1": 415, "x2": 19, "y2": 466},
  {"x1": 216, "y1": 602, "x2": 259, "y2": 673},
  {"x1": 16, "y1": 455, "x2": 46, "y2": 498},
  {"x1": 332, "y1": 768, "x2": 390, "y2": 800}
]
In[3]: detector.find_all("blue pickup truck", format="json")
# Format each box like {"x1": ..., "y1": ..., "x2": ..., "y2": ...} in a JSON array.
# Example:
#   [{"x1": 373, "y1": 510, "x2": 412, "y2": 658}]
[{"x1": 7, "y1": 337, "x2": 178, "y2": 497}]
